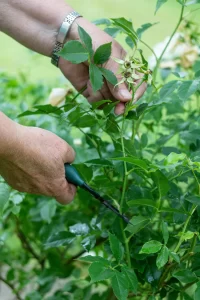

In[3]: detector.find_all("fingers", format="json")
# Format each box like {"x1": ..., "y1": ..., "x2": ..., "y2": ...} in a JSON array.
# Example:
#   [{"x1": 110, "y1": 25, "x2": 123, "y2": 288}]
[
  {"x1": 87, "y1": 80, "x2": 115, "y2": 103},
  {"x1": 54, "y1": 178, "x2": 77, "y2": 205},
  {"x1": 59, "y1": 58, "x2": 89, "y2": 92},
  {"x1": 107, "y1": 76, "x2": 132, "y2": 103},
  {"x1": 103, "y1": 42, "x2": 132, "y2": 102},
  {"x1": 114, "y1": 102, "x2": 126, "y2": 115},
  {"x1": 60, "y1": 142, "x2": 76, "y2": 164}
]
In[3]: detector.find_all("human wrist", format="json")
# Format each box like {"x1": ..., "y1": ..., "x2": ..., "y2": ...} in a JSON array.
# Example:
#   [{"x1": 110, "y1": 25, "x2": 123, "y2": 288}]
[
  {"x1": 0, "y1": 0, "x2": 76, "y2": 57},
  {"x1": 0, "y1": 112, "x2": 21, "y2": 159}
]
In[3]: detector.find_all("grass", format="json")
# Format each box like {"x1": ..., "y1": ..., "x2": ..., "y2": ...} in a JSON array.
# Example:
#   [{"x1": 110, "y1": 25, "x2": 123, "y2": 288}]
[{"x1": 0, "y1": 0, "x2": 199, "y2": 82}]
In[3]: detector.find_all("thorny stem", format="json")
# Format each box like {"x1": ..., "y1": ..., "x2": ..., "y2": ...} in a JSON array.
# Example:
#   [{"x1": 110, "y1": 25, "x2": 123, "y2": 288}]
[
  {"x1": 58, "y1": 85, "x2": 87, "y2": 110},
  {"x1": 159, "y1": 164, "x2": 199, "y2": 289},
  {"x1": 173, "y1": 204, "x2": 197, "y2": 254},
  {"x1": 120, "y1": 117, "x2": 128, "y2": 212},
  {"x1": 158, "y1": 252, "x2": 195, "y2": 289},
  {"x1": 120, "y1": 219, "x2": 131, "y2": 268},
  {"x1": 15, "y1": 217, "x2": 45, "y2": 269},
  {"x1": 173, "y1": 166, "x2": 200, "y2": 253},
  {"x1": 0, "y1": 275, "x2": 22, "y2": 300},
  {"x1": 153, "y1": 3, "x2": 185, "y2": 81},
  {"x1": 140, "y1": 40, "x2": 158, "y2": 63}
]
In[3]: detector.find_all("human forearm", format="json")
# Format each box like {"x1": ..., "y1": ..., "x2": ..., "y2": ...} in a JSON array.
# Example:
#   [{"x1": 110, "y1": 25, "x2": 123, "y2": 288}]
[
  {"x1": 0, "y1": 0, "x2": 74, "y2": 56},
  {"x1": 0, "y1": 112, "x2": 20, "y2": 158}
]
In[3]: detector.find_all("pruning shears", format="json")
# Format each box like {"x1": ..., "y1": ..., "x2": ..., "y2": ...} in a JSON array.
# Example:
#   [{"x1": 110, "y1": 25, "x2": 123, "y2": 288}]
[{"x1": 64, "y1": 163, "x2": 131, "y2": 225}]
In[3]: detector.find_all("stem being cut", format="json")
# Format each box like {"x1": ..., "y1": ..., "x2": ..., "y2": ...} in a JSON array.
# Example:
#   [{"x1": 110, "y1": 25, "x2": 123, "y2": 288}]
[{"x1": 153, "y1": 3, "x2": 185, "y2": 81}]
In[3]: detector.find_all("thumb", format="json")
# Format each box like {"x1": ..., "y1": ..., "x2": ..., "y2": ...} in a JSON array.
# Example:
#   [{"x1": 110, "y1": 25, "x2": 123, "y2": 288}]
[{"x1": 103, "y1": 48, "x2": 132, "y2": 102}]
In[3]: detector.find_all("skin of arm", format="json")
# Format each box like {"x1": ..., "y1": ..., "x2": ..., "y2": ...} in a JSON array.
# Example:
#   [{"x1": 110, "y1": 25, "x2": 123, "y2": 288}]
[
  {"x1": 0, "y1": 112, "x2": 76, "y2": 204},
  {"x1": 0, "y1": 0, "x2": 147, "y2": 201},
  {"x1": 0, "y1": 0, "x2": 147, "y2": 114}
]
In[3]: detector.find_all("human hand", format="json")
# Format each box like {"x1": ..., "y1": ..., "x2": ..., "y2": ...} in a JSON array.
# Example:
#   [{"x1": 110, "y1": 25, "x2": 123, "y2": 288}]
[
  {"x1": 0, "y1": 116, "x2": 76, "y2": 204},
  {"x1": 59, "y1": 18, "x2": 147, "y2": 115}
]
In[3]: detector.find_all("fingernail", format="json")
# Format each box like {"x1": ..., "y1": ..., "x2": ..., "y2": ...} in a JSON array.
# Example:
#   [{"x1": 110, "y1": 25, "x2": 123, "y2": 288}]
[{"x1": 119, "y1": 89, "x2": 132, "y2": 101}]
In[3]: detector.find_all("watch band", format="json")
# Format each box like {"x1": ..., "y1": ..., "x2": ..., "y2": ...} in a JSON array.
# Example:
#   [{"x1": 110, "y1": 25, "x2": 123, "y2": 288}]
[{"x1": 51, "y1": 11, "x2": 82, "y2": 67}]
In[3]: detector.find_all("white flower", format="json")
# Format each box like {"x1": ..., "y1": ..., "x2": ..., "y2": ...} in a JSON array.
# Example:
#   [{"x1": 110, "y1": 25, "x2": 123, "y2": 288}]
[
  {"x1": 48, "y1": 88, "x2": 73, "y2": 106},
  {"x1": 149, "y1": 32, "x2": 200, "y2": 70}
]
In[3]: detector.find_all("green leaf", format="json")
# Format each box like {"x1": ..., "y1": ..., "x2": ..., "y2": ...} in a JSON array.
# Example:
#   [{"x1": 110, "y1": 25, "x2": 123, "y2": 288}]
[
  {"x1": 155, "y1": 0, "x2": 169, "y2": 14},
  {"x1": 151, "y1": 170, "x2": 169, "y2": 198},
  {"x1": 186, "y1": 196, "x2": 200, "y2": 206},
  {"x1": 111, "y1": 18, "x2": 138, "y2": 44},
  {"x1": 78, "y1": 26, "x2": 93, "y2": 58},
  {"x1": 81, "y1": 235, "x2": 96, "y2": 252},
  {"x1": 140, "y1": 240, "x2": 163, "y2": 254},
  {"x1": 25, "y1": 291, "x2": 42, "y2": 300},
  {"x1": 121, "y1": 266, "x2": 138, "y2": 294},
  {"x1": 0, "y1": 183, "x2": 11, "y2": 217},
  {"x1": 78, "y1": 255, "x2": 109, "y2": 265},
  {"x1": 93, "y1": 18, "x2": 111, "y2": 26},
  {"x1": 111, "y1": 271, "x2": 129, "y2": 300},
  {"x1": 18, "y1": 104, "x2": 62, "y2": 117},
  {"x1": 93, "y1": 42, "x2": 112, "y2": 65},
  {"x1": 178, "y1": 79, "x2": 200, "y2": 101},
  {"x1": 159, "y1": 207, "x2": 188, "y2": 214},
  {"x1": 125, "y1": 216, "x2": 150, "y2": 234},
  {"x1": 159, "y1": 80, "x2": 180, "y2": 99},
  {"x1": 109, "y1": 233, "x2": 124, "y2": 262},
  {"x1": 180, "y1": 129, "x2": 200, "y2": 143},
  {"x1": 105, "y1": 115, "x2": 120, "y2": 136},
  {"x1": 59, "y1": 40, "x2": 89, "y2": 64},
  {"x1": 186, "y1": 0, "x2": 200, "y2": 4},
  {"x1": 111, "y1": 157, "x2": 148, "y2": 170},
  {"x1": 177, "y1": 230, "x2": 195, "y2": 241},
  {"x1": 91, "y1": 100, "x2": 112, "y2": 110},
  {"x1": 44, "y1": 231, "x2": 75, "y2": 248},
  {"x1": 194, "y1": 282, "x2": 200, "y2": 300},
  {"x1": 156, "y1": 246, "x2": 169, "y2": 269},
  {"x1": 69, "y1": 223, "x2": 90, "y2": 236},
  {"x1": 136, "y1": 23, "x2": 158, "y2": 39},
  {"x1": 40, "y1": 200, "x2": 57, "y2": 224},
  {"x1": 89, "y1": 64, "x2": 103, "y2": 92},
  {"x1": 161, "y1": 221, "x2": 169, "y2": 245},
  {"x1": 169, "y1": 252, "x2": 180, "y2": 264},
  {"x1": 99, "y1": 67, "x2": 118, "y2": 86},
  {"x1": 128, "y1": 199, "x2": 158, "y2": 209},
  {"x1": 173, "y1": 269, "x2": 197, "y2": 283},
  {"x1": 74, "y1": 114, "x2": 97, "y2": 128},
  {"x1": 85, "y1": 158, "x2": 113, "y2": 167},
  {"x1": 89, "y1": 262, "x2": 115, "y2": 282},
  {"x1": 164, "y1": 152, "x2": 186, "y2": 166}
]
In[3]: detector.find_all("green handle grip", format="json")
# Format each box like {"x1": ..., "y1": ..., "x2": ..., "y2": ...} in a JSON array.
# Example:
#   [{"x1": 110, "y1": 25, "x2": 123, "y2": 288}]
[{"x1": 64, "y1": 163, "x2": 85, "y2": 187}]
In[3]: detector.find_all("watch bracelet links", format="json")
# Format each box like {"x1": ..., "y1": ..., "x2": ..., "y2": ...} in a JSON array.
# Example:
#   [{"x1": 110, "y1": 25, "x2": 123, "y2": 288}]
[{"x1": 51, "y1": 11, "x2": 82, "y2": 67}]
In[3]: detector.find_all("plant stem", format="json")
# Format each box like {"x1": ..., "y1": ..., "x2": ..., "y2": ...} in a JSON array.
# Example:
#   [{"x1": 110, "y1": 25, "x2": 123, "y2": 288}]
[
  {"x1": 140, "y1": 40, "x2": 158, "y2": 63},
  {"x1": 173, "y1": 204, "x2": 197, "y2": 254},
  {"x1": 15, "y1": 217, "x2": 45, "y2": 269},
  {"x1": 120, "y1": 117, "x2": 128, "y2": 212},
  {"x1": 153, "y1": 3, "x2": 185, "y2": 81},
  {"x1": 0, "y1": 275, "x2": 22, "y2": 300},
  {"x1": 58, "y1": 85, "x2": 87, "y2": 110},
  {"x1": 120, "y1": 220, "x2": 131, "y2": 268}
]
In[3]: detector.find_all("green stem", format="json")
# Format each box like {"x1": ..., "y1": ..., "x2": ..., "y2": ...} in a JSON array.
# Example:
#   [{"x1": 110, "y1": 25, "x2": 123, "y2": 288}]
[
  {"x1": 140, "y1": 40, "x2": 158, "y2": 63},
  {"x1": 173, "y1": 204, "x2": 197, "y2": 254},
  {"x1": 190, "y1": 233, "x2": 198, "y2": 253},
  {"x1": 172, "y1": 166, "x2": 200, "y2": 253},
  {"x1": 153, "y1": 3, "x2": 185, "y2": 81},
  {"x1": 58, "y1": 85, "x2": 87, "y2": 110},
  {"x1": 0, "y1": 275, "x2": 22, "y2": 300},
  {"x1": 120, "y1": 117, "x2": 128, "y2": 212},
  {"x1": 120, "y1": 220, "x2": 131, "y2": 268}
]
